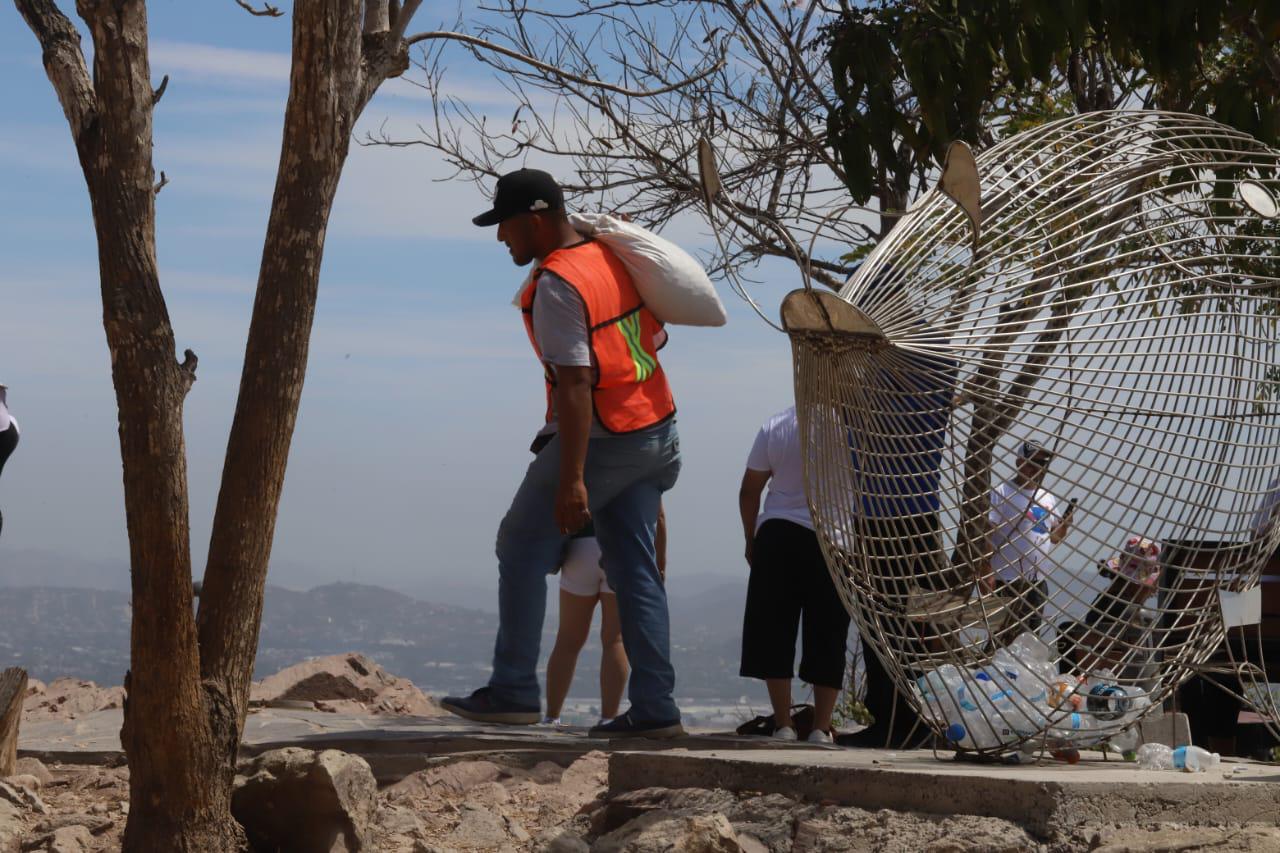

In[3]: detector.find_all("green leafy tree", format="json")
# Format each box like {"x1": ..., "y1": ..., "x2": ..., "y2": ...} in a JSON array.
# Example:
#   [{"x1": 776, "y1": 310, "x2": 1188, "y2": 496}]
[{"x1": 826, "y1": 0, "x2": 1280, "y2": 207}]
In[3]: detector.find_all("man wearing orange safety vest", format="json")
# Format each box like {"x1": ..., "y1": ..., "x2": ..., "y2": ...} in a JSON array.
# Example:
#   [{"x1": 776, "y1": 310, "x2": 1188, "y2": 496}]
[{"x1": 441, "y1": 169, "x2": 684, "y2": 738}]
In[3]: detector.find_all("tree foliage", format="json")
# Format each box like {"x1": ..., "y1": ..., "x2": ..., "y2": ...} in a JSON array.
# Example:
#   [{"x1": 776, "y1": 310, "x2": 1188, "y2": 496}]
[{"x1": 827, "y1": 0, "x2": 1280, "y2": 205}]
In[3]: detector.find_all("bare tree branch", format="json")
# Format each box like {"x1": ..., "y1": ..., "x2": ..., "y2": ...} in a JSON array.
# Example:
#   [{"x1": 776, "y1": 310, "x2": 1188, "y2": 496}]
[
  {"x1": 152, "y1": 73, "x2": 168, "y2": 105},
  {"x1": 375, "y1": 1, "x2": 870, "y2": 301},
  {"x1": 233, "y1": 0, "x2": 282, "y2": 18},
  {"x1": 14, "y1": 0, "x2": 96, "y2": 140},
  {"x1": 178, "y1": 348, "x2": 198, "y2": 393},
  {"x1": 405, "y1": 29, "x2": 726, "y2": 97},
  {"x1": 153, "y1": 170, "x2": 168, "y2": 194}
]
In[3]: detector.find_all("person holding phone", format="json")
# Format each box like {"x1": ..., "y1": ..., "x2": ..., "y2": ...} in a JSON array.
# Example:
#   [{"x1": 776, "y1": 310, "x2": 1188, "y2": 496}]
[{"x1": 984, "y1": 439, "x2": 1071, "y2": 648}]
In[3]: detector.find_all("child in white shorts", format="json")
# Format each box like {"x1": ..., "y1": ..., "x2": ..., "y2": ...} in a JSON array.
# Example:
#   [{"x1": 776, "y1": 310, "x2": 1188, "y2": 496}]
[
  {"x1": 558, "y1": 535, "x2": 613, "y2": 597},
  {"x1": 543, "y1": 524, "x2": 627, "y2": 727}
]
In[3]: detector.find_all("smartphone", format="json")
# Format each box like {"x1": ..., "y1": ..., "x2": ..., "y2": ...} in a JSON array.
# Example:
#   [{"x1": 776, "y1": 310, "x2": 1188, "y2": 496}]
[{"x1": 1062, "y1": 497, "x2": 1079, "y2": 519}]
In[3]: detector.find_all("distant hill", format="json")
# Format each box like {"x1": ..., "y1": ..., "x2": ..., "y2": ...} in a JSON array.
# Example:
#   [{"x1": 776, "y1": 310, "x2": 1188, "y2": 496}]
[{"x1": 0, "y1": 577, "x2": 760, "y2": 704}]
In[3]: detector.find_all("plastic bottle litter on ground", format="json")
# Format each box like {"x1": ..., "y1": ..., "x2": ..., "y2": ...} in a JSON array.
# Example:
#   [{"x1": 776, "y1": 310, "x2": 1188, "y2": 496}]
[
  {"x1": 1173, "y1": 745, "x2": 1221, "y2": 772},
  {"x1": 1136, "y1": 743, "x2": 1174, "y2": 770},
  {"x1": 1109, "y1": 726, "x2": 1140, "y2": 760}
]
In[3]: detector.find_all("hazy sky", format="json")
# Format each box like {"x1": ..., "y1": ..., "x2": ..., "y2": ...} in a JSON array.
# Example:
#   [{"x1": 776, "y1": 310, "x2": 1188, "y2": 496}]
[{"x1": 0, "y1": 2, "x2": 803, "y2": 602}]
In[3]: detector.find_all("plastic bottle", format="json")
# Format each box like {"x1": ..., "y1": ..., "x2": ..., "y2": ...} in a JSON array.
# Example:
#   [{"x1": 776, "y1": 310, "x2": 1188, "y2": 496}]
[
  {"x1": 952, "y1": 685, "x2": 1001, "y2": 750},
  {"x1": 1109, "y1": 726, "x2": 1140, "y2": 760},
  {"x1": 1172, "y1": 746, "x2": 1221, "y2": 772},
  {"x1": 1009, "y1": 632, "x2": 1053, "y2": 665},
  {"x1": 1050, "y1": 710, "x2": 1094, "y2": 742},
  {"x1": 1049, "y1": 675, "x2": 1083, "y2": 711},
  {"x1": 1086, "y1": 683, "x2": 1132, "y2": 720},
  {"x1": 1136, "y1": 743, "x2": 1174, "y2": 770}
]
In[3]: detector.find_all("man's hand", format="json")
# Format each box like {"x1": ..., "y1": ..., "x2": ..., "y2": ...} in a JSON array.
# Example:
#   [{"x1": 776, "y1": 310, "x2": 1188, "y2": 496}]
[{"x1": 555, "y1": 477, "x2": 591, "y2": 535}]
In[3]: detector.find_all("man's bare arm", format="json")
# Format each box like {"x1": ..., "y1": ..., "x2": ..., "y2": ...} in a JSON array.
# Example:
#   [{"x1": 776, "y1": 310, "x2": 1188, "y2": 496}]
[
  {"x1": 554, "y1": 365, "x2": 593, "y2": 534},
  {"x1": 739, "y1": 468, "x2": 770, "y2": 566}
]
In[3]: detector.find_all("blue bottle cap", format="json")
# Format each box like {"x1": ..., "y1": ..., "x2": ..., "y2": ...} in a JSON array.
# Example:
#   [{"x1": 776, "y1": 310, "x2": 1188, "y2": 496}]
[{"x1": 946, "y1": 723, "x2": 966, "y2": 742}]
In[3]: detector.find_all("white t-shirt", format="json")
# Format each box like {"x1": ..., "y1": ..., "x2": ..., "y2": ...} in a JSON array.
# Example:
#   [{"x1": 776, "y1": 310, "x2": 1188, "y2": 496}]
[
  {"x1": 0, "y1": 387, "x2": 15, "y2": 434},
  {"x1": 746, "y1": 406, "x2": 813, "y2": 532},
  {"x1": 988, "y1": 480, "x2": 1060, "y2": 582}
]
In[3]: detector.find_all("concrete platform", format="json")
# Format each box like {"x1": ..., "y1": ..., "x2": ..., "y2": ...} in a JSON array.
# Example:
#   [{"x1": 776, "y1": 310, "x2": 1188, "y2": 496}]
[
  {"x1": 609, "y1": 747, "x2": 1280, "y2": 838},
  {"x1": 21, "y1": 710, "x2": 1280, "y2": 837},
  {"x1": 17, "y1": 708, "x2": 817, "y2": 783}
]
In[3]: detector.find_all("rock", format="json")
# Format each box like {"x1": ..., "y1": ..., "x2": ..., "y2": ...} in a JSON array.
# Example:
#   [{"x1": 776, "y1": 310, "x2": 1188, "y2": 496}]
[
  {"x1": 591, "y1": 787, "x2": 737, "y2": 836},
  {"x1": 0, "y1": 781, "x2": 45, "y2": 815},
  {"x1": 726, "y1": 793, "x2": 812, "y2": 850},
  {"x1": 250, "y1": 654, "x2": 443, "y2": 717},
  {"x1": 444, "y1": 803, "x2": 510, "y2": 849},
  {"x1": 0, "y1": 800, "x2": 23, "y2": 853},
  {"x1": 20, "y1": 824, "x2": 93, "y2": 853},
  {"x1": 21, "y1": 680, "x2": 124, "y2": 723},
  {"x1": 505, "y1": 816, "x2": 530, "y2": 843},
  {"x1": 31, "y1": 815, "x2": 112, "y2": 836},
  {"x1": 386, "y1": 760, "x2": 504, "y2": 802},
  {"x1": 376, "y1": 804, "x2": 424, "y2": 838},
  {"x1": 1, "y1": 778, "x2": 38, "y2": 795},
  {"x1": 593, "y1": 811, "x2": 742, "y2": 853},
  {"x1": 11, "y1": 761, "x2": 50, "y2": 789},
  {"x1": 526, "y1": 761, "x2": 565, "y2": 785},
  {"x1": 534, "y1": 829, "x2": 589, "y2": 853},
  {"x1": 467, "y1": 781, "x2": 510, "y2": 807},
  {"x1": 559, "y1": 752, "x2": 608, "y2": 797},
  {"x1": 790, "y1": 806, "x2": 1037, "y2": 853},
  {"x1": 233, "y1": 748, "x2": 376, "y2": 852}
]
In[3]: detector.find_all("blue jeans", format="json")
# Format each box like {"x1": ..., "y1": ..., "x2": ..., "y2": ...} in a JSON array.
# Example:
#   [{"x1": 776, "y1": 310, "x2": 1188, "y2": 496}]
[{"x1": 490, "y1": 420, "x2": 681, "y2": 722}]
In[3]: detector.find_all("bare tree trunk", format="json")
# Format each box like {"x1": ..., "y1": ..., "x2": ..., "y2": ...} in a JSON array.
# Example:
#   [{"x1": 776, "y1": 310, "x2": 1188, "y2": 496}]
[
  {"x1": 17, "y1": 0, "x2": 411, "y2": 848},
  {"x1": 0, "y1": 668, "x2": 28, "y2": 777},
  {"x1": 196, "y1": 0, "x2": 365, "y2": 738},
  {"x1": 14, "y1": 1, "x2": 233, "y2": 847}
]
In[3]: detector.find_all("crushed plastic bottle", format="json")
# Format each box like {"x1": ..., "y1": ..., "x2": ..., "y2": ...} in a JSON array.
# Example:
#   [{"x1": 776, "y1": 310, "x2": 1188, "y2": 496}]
[
  {"x1": 1173, "y1": 745, "x2": 1220, "y2": 772},
  {"x1": 1136, "y1": 743, "x2": 1174, "y2": 770}
]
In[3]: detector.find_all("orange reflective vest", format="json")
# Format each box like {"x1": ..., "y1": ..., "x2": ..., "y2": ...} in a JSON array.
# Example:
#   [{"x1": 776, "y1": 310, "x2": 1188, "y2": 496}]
[{"x1": 521, "y1": 240, "x2": 676, "y2": 434}]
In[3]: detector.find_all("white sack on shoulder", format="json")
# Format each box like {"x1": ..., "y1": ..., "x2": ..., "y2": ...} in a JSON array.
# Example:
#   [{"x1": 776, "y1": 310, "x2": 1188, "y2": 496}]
[{"x1": 510, "y1": 212, "x2": 727, "y2": 327}]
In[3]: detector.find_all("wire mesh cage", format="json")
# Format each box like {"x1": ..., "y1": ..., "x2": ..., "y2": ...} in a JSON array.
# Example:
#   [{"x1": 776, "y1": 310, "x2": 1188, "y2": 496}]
[{"x1": 782, "y1": 111, "x2": 1280, "y2": 756}]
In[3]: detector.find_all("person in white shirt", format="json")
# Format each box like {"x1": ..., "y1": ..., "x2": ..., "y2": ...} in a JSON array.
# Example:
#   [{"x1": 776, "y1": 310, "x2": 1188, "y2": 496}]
[
  {"x1": 0, "y1": 384, "x2": 18, "y2": 539},
  {"x1": 738, "y1": 406, "x2": 849, "y2": 744},
  {"x1": 985, "y1": 439, "x2": 1071, "y2": 647}
]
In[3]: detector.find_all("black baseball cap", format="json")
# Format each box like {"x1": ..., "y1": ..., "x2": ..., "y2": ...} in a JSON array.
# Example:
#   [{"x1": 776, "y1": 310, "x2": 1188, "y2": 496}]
[{"x1": 472, "y1": 168, "x2": 565, "y2": 226}]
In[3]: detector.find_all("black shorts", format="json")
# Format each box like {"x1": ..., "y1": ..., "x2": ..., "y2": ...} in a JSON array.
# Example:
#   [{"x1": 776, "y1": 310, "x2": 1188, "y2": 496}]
[{"x1": 740, "y1": 519, "x2": 851, "y2": 689}]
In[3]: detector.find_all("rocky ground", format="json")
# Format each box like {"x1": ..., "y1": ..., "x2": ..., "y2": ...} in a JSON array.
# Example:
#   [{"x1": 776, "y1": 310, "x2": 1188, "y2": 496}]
[
  {"x1": 4, "y1": 751, "x2": 1280, "y2": 852},
  {"x1": 6, "y1": 654, "x2": 1280, "y2": 851}
]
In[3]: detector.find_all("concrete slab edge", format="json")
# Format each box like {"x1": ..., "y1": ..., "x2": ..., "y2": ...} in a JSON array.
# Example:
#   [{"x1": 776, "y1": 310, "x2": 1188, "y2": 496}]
[{"x1": 607, "y1": 752, "x2": 1280, "y2": 839}]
